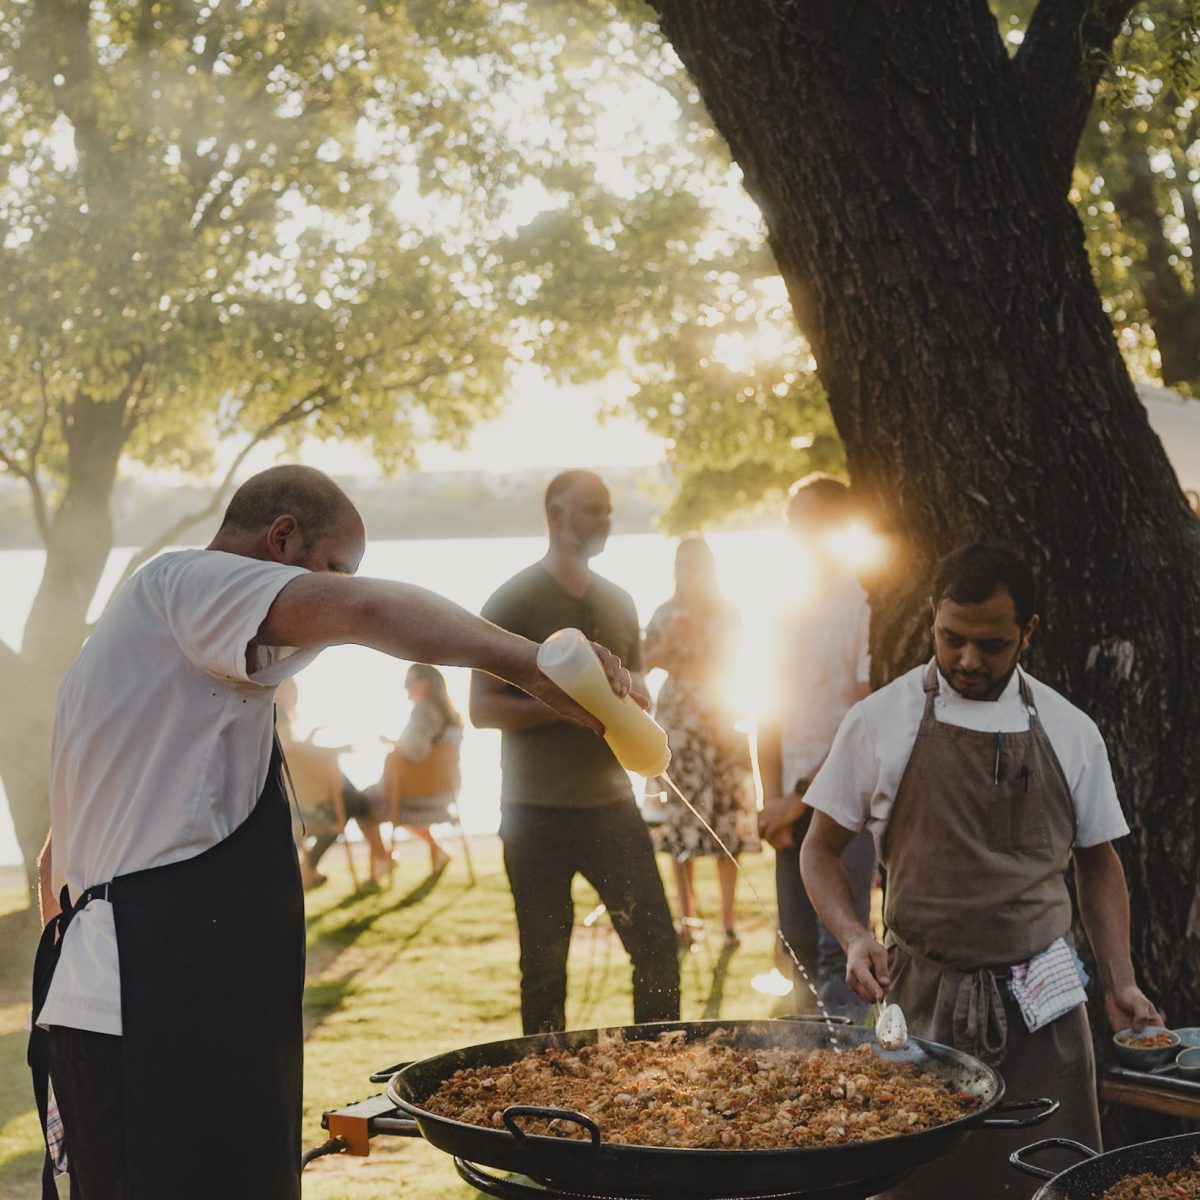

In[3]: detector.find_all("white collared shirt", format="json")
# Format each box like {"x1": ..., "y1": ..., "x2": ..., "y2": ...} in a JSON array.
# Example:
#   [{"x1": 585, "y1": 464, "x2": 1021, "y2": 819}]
[
  {"x1": 804, "y1": 661, "x2": 1129, "y2": 854},
  {"x1": 38, "y1": 549, "x2": 320, "y2": 1035},
  {"x1": 775, "y1": 568, "x2": 871, "y2": 789}
]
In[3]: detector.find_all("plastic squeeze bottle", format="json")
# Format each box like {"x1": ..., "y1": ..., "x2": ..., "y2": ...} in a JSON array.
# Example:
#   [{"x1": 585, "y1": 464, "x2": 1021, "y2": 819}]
[{"x1": 536, "y1": 628, "x2": 671, "y2": 777}]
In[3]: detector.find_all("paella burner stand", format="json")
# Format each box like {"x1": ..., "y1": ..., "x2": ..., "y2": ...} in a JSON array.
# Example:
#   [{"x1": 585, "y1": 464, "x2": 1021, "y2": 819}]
[{"x1": 315, "y1": 1093, "x2": 909, "y2": 1200}]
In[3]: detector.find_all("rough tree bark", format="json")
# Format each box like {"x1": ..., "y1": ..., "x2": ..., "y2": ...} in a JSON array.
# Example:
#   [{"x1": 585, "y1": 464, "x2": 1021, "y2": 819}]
[
  {"x1": 649, "y1": 0, "x2": 1200, "y2": 1132},
  {"x1": 0, "y1": 396, "x2": 126, "y2": 897}
]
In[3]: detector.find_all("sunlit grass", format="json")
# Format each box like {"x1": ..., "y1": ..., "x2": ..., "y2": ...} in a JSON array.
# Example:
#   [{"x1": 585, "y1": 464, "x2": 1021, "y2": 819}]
[{"x1": 0, "y1": 842, "x2": 788, "y2": 1198}]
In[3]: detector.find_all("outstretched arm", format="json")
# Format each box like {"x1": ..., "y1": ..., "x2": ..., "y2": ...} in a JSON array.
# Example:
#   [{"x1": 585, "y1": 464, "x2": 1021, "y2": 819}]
[
  {"x1": 470, "y1": 669, "x2": 565, "y2": 732},
  {"x1": 253, "y1": 573, "x2": 636, "y2": 733},
  {"x1": 470, "y1": 655, "x2": 650, "y2": 733},
  {"x1": 1074, "y1": 841, "x2": 1163, "y2": 1032}
]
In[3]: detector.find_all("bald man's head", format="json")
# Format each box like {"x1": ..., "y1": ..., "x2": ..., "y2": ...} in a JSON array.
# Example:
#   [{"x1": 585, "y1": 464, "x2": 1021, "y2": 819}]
[
  {"x1": 219, "y1": 466, "x2": 355, "y2": 539},
  {"x1": 212, "y1": 465, "x2": 365, "y2": 574}
]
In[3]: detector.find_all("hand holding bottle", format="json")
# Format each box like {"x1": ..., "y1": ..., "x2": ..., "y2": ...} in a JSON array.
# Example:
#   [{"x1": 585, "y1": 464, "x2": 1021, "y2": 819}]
[{"x1": 536, "y1": 629, "x2": 670, "y2": 777}]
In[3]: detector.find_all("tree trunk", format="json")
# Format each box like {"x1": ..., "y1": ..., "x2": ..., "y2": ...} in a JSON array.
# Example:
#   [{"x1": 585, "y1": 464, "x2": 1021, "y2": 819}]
[
  {"x1": 0, "y1": 396, "x2": 125, "y2": 898},
  {"x1": 649, "y1": 0, "x2": 1200, "y2": 1077}
]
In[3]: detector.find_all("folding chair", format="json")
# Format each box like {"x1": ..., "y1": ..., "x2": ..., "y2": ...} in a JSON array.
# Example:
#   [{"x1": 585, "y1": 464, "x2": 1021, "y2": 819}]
[
  {"x1": 284, "y1": 740, "x2": 360, "y2": 890},
  {"x1": 384, "y1": 741, "x2": 476, "y2": 885}
]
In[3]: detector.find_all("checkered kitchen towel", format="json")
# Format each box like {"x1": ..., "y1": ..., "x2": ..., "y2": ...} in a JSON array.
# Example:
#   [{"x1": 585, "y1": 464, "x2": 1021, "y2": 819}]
[
  {"x1": 1009, "y1": 936, "x2": 1090, "y2": 1033},
  {"x1": 45, "y1": 1092, "x2": 68, "y2": 1175}
]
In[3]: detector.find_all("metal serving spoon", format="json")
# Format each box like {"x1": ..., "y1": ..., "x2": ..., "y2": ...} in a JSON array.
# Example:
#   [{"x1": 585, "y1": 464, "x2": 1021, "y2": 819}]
[{"x1": 876, "y1": 999, "x2": 909, "y2": 1051}]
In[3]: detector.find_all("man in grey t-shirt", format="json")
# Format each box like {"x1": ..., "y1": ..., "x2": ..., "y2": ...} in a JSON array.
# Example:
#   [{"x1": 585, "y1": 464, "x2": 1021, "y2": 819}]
[{"x1": 471, "y1": 470, "x2": 680, "y2": 1034}]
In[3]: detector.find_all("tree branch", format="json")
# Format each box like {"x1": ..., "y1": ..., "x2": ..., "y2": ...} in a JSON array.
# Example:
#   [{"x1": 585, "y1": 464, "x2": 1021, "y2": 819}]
[
  {"x1": 0, "y1": 445, "x2": 51, "y2": 544},
  {"x1": 99, "y1": 385, "x2": 340, "y2": 609},
  {"x1": 1175, "y1": 149, "x2": 1200, "y2": 285},
  {"x1": 1014, "y1": 0, "x2": 1137, "y2": 195}
]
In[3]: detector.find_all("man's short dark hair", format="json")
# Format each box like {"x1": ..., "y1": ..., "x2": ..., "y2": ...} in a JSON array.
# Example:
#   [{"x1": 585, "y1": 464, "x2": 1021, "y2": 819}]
[
  {"x1": 218, "y1": 465, "x2": 354, "y2": 540},
  {"x1": 931, "y1": 543, "x2": 1037, "y2": 627},
  {"x1": 545, "y1": 469, "x2": 605, "y2": 512},
  {"x1": 785, "y1": 472, "x2": 854, "y2": 524}
]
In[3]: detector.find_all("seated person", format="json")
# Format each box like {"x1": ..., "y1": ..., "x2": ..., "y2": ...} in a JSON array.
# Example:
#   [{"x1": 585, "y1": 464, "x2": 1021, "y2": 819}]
[
  {"x1": 375, "y1": 664, "x2": 465, "y2": 874},
  {"x1": 276, "y1": 678, "x2": 390, "y2": 886}
]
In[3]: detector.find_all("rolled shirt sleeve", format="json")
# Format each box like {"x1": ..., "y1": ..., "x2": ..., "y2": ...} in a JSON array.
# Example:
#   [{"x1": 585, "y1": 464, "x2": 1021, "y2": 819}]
[
  {"x1": 1066, "y1": 718, "x2": 1129, "y2": 848},
  {"x1": 156, "y1": 550, "x2": 312, "y2": 685}
]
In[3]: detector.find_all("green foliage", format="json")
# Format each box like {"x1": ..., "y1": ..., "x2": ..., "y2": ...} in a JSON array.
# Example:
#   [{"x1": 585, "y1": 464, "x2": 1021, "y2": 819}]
[
  {"x1": 0, "y1": 0, "x2": 838, "y2": 564},
  {"x1": 995, "y1": 1, "x2": 1200, "y2": 391}
]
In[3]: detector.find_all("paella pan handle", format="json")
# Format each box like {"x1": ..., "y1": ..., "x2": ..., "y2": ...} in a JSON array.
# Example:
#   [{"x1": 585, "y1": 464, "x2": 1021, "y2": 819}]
[
  {"x1": 1008, "y1": 1138, "x2": 1099, "y2": 1180},
  {"x1": 976, "y1": 1097, "x2": 1060, "y2": 1129},
  {"x1": 369, "y1": 1062, "x2": 413, "y2": 1084},
  {"x1": 502, "y1": 1105, "x2": 602, "y2": 1149}
]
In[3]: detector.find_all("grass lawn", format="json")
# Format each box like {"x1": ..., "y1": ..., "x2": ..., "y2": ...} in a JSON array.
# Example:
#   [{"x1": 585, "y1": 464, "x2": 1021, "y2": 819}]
[{"x1": 0, "y1": 839, "x2": 795, "y2": 1198}]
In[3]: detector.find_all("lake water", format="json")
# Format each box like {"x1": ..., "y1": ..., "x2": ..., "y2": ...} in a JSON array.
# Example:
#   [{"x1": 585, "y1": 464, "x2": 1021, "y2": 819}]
[{"x1": 0, "y1": 530, "x2": 795, "y2": 866}]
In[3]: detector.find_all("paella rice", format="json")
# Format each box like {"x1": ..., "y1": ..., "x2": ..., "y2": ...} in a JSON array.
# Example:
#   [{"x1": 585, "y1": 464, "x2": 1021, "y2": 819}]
[
  {"x1": 423, "y1": 1031, "x2": 981, "y2": 1150},
  {"x1": 1098, "y1": 1158, "x2": 1200, "y2": 1199}
]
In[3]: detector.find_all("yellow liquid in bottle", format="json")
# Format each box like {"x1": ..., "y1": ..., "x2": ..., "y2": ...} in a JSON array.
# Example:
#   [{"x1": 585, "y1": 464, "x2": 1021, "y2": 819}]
[{"x1": 536, "y1": 629, "x2": 671, "y2": 777}]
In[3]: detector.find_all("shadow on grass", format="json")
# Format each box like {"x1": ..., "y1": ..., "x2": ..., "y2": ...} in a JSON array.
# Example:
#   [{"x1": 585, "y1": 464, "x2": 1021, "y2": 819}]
[
  {"x1": 0, "y1": 1146, "x2": 46, "y2": 1200},
  {"x1": 0, "y1": 908, "x2": 38, "y2": 1003},
  {"x1": 0, "y1": 1028, "x2": 39, "y2": 1164},
  {"x1": 303, "y1": 975, "x2": 361, "y2": 1033},
  {"x1": 303, "y1": 872, "x2": 474, "y2": 1039},
  {"x1": 701, "y1": 944, "x2": 738, "y2": 1019}
]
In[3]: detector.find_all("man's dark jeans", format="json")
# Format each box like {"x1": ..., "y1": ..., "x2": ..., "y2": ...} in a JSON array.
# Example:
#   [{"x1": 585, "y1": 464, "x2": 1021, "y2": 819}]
[
  {"x1": 776, "y1": 810, "x2": 875, "y2": 1021},
  {"x1": 500, "y1": 800, "x2": 681, "y2": 1035}
]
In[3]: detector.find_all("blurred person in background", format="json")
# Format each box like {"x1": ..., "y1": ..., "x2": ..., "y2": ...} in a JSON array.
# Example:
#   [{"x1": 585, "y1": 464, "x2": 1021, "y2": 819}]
[
  {"x1": 756, "y1": 474, "x2": 875, "y2": 1019},
  {"x1": 644, "y1": 536, "x2": 759, "y2": 949},
  {"x1": 378, "y1": 663, "x2": 465, "y2": 874},
  {"x1": 275, "y1": 675, "x2": 390, "y2": 887},
  {"x1": 471, "y1": 469, "x2": 680, "y2": 1035}
]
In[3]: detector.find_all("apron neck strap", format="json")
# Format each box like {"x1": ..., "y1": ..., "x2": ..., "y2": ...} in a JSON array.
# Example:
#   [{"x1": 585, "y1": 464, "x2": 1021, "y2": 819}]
[
  {"x1": 1015, "y1": 668, "x2": 1038, "y2": 718},
  {"x1": 922, "y1": 661, "x2": 940, "y2": 718}
]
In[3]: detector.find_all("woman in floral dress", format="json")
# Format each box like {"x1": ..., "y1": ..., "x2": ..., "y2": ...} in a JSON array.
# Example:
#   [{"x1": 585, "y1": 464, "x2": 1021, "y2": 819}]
[{"x1": 645, "y1": 537, "x2": 759, "y2": 947}]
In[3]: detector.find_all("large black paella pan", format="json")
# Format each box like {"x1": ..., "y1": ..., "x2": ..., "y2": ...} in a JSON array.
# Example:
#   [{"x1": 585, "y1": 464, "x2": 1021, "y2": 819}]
[
  {"x1": 375, "y1": 1019, "x2": 1058, "y2": 1198},
  {"x1": 1011, "y1": 1132, "x2": 1200, "y2": 1199}
]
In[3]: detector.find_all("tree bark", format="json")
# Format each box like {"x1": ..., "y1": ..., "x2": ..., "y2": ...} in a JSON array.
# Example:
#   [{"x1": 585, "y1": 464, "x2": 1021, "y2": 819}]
[
  {"x1": 0, "y1": 396, "x2": 126, "y2": 895},
  {"x1": 649, "y1": 0, "x2": 1200, "y2": 1070}
]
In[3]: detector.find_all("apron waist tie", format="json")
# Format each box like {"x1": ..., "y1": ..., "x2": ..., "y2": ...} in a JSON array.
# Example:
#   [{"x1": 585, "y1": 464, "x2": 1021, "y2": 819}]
[
  {"x1": 28, "y1": 880, "x2": 113, "y2": 1199},
  {"x1": 888, "y1": 932, "x2": 1011, "y2": 1066}
]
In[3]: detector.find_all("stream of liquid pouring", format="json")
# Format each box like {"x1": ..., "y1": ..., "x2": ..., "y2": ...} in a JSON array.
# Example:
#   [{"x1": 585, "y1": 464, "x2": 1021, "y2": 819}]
[{"x1": 661, "y1": 771, "x2": 843, "y2": 1048}]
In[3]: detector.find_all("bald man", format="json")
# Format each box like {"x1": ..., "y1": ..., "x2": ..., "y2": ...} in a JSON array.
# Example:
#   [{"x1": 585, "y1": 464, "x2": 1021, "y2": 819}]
[
  {"x1": 30, "y1": 465, "x2": 636, "y2": 1200},
  {"x1": 471, "y1": 470, "x2": 680, "y2": 1036}
]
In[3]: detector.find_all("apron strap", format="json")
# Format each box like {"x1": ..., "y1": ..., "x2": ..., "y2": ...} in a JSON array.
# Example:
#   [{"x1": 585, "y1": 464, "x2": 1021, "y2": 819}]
[
  {"x1": 921, "y1": 661, "x2": 940, "y2": 719},
  {"x1": 952, "y1": 968, "x2": 1010, "y2": 1066},
  {"x1": 28, "y1": 881, "x2": 112, "y2": 1199},
  {"x1": 889, "y1": 931, "x2": 1012, "y2": 1066},
  {"x1": 1016, "y1": 667, "x2": 1038, "y2": 718}
]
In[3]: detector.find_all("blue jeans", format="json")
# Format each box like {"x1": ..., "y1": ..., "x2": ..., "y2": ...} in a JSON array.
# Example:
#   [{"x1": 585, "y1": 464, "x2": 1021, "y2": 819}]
[{"x1": 775, "y1": 811, "x2": 875, "y2": 1022}]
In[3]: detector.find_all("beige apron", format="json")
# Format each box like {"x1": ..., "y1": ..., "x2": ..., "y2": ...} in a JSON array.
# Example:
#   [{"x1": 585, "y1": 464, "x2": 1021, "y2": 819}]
[{"x1": 874, "y1": 664, "x2": 1101, "y2": 1200}]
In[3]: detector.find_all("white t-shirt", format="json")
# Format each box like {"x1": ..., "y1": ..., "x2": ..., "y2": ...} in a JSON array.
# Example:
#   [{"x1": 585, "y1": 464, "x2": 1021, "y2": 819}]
[
  {"x1": 776, "y1": 568, "x2": 870, "y2": 790},
  {"x1": 804, "y1": 661, "x2": 1129, "y2": 855},
  {"x1": 38, "y1": 549, "x2": 320, "y2": 1035}
]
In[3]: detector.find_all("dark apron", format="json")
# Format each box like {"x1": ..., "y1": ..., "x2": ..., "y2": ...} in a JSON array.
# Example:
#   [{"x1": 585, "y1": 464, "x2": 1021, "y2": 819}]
[
  {"x1": 31, "y1": 741, "x2": 305, "y2": 1199},
  {"x1": 874, "y1": 664, "x2": 1099, "y2": 1200}
]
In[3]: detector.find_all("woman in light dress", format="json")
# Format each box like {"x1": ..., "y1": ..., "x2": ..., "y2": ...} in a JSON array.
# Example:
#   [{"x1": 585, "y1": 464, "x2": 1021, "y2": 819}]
[{"x1": 645, "y1": 538, "x2": 759, "y2": 947}]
